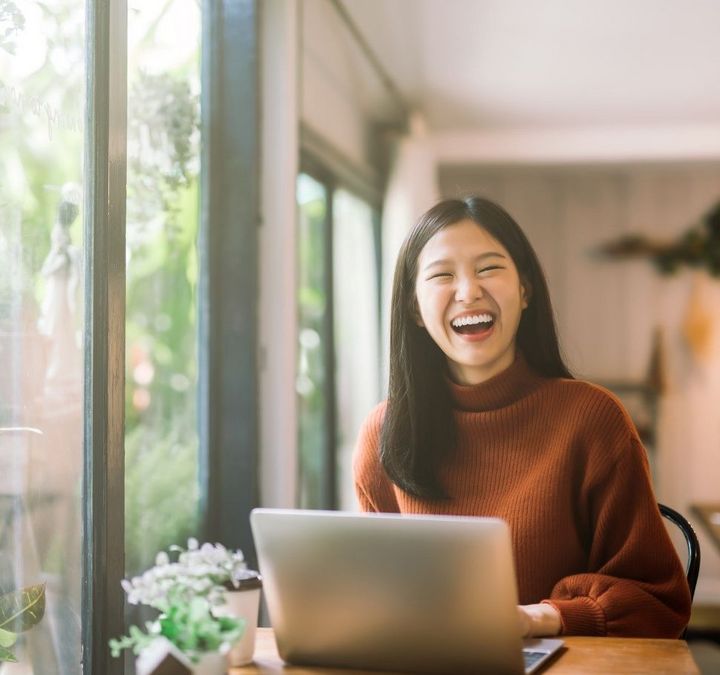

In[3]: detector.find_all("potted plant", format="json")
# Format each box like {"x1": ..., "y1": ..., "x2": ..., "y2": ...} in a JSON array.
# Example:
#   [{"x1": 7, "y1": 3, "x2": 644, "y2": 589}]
[
  {"x1": 110, "y1": 539, "x2": 254, "y2": 673},
  {"x1": 0, "y1": 584, "x2": 46, "y2": 664}
]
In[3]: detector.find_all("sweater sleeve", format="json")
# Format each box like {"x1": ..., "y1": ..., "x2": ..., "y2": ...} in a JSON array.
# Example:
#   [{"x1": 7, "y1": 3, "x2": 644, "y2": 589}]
[
  {"x1": 352, "y1": 402, "x2": 400, "y2": 513},
  {"x1": 545, "y1": 430, "x2": 691, "y2": 637}
]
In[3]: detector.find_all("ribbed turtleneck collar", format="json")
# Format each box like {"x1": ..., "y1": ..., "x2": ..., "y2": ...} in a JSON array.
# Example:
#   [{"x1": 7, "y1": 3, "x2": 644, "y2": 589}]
[{"x1": 447, "y1": 353, "x2": 545, "y2": 412}]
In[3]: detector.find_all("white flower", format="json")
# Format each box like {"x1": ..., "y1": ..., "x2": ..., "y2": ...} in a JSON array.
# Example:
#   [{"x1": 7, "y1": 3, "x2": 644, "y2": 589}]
[{"x1": 118, "y1": 538, "x2": 248, "y2": 611}]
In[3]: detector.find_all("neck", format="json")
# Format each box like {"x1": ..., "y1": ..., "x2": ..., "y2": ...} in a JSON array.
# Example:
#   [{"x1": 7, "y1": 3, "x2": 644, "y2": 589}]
[{"x1": 447, "y1": 345, "x2": 516, "y2": 386}]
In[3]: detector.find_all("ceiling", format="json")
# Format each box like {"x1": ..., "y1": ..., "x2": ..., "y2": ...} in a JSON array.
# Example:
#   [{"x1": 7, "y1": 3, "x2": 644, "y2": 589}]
[{"x1": 341, "y1": 0, "x2": 720, "y2": 133}]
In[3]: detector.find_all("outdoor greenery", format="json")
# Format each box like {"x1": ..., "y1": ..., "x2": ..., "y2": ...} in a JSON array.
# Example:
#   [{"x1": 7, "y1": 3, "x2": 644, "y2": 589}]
[
  {"x1": 296, "y1": 176, "x2": 329, "y2": 508},
  {"x1": 1, "y1": 0, "x2": 201, "y2": 582},
  {"x1": 0, "y1": 1, "x2": 84, "y2": 669},
  {"x1": 0, "y1": 0, "x2": 85, "y2": 324},
  {"x1": 124, "y1": 0, "x2": 201, "y2": 575}
]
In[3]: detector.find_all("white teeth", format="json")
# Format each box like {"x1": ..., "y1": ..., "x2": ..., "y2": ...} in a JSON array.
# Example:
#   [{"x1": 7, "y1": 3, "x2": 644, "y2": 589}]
[{"x1": 451, "y1": 313, "x2": 493, "y2": 328}]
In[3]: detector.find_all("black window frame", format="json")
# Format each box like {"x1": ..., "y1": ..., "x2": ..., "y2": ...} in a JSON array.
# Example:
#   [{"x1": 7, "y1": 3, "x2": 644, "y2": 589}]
[{"x1": 198, "y1": 0, "x2": 261, "y2": 569}]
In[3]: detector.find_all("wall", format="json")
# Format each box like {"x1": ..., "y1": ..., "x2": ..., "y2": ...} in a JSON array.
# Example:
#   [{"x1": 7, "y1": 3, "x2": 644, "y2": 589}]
[
  {"x1": 300, "y1": 0, "x2": 385, "y2": 172},
  {"x1": 259, "y1": 0, "x2": 389, "y2": 509},
  {"x1": 258, "y1": 0, "x2": 299, "y2": 508},
  {"x1": 439, "y1": 162, "x2": 720, "y2": 601}
]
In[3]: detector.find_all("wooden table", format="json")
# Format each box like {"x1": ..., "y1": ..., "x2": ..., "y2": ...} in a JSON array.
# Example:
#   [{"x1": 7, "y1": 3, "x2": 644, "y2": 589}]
[{"x1": 230, "y1": 628, "x2": 699, "y2": 674}]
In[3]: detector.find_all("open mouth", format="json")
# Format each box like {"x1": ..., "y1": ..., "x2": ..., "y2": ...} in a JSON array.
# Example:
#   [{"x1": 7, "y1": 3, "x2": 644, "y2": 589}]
[{"x1": 450, "y1": 312, "x2": 495, "y2": 335}]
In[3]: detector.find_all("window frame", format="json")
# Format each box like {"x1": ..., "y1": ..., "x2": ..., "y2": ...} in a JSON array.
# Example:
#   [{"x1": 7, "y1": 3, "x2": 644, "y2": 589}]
[
  {"x1": 198, "y1": 0, "x2": 261, "y2": 568},
  {"x1": 82, "y1": 1, "x2": 127, "y2": 673}
]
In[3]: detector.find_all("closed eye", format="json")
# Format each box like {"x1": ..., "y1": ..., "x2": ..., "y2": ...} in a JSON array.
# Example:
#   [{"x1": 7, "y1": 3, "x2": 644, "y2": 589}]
[
  {"x1": 427, "y1": 272, "x2": 453, "y2": 280},
  {"x1": 478, "y1": 265, "x2": 504, "y2": 274}
]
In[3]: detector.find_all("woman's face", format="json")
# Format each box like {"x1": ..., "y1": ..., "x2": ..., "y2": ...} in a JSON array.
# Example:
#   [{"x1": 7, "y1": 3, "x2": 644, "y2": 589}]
[{"x1": 414, "y1": 219, "x2": 528, "y2": 385}]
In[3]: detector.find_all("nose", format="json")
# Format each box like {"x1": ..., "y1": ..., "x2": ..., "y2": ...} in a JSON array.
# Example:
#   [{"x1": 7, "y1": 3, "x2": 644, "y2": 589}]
[{"x1": 454, "y1": 273, "x2": 483, "y2": 304}]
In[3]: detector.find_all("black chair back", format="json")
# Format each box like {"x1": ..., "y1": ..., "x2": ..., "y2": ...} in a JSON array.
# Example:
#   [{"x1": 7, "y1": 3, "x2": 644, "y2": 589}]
[{"x1": 659, "y1": 502, "x2": 701, "y2": 601}]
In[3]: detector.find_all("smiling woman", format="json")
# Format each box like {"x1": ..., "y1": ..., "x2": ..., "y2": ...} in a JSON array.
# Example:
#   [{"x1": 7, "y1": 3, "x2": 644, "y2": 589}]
[
  {"x1": 353, "y1": 196, "x2": 692, "y2": 641},
  {"x1": 370, "y1": 197, "x2": 570, "y2": 501}
]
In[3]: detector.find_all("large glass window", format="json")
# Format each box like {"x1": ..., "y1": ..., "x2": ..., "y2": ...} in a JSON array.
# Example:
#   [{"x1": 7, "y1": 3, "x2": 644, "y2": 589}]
[
  {"x1": 296, "y1": 174, "x2": 330, "y2": 509},
  {"x1": 125, "y1": 0, "x2": 201, "y2": 576},
  {"x1": 295, "y1": 171, "x2": 381, "y2": 510},
  {"x1": 0, "y1": 0, "x2": 85, "y2": 670},
  {"x1": 1, "y1": 1, "x2": 257, "y2": 669}
]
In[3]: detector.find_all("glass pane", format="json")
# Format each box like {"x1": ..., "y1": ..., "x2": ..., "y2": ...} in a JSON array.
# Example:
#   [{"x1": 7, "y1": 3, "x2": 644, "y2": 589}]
[
  {"x1": 125, "y1": 0, "x2": 201, "y2": 576},
  {"x1": 0, "y1": 0, "x2": 85, "y2": 671},
  {"x1": 296, "y1": 173, "x2": 329, "y2": 508},
  {"x1": 332, "y1": 190, "x2": 380, "y2": 510}
]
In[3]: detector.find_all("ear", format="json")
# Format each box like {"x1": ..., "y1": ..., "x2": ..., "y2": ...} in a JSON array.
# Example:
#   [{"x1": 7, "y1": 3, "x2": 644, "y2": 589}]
[{"x1": 521, "y1": 280, "x2": 532, "y2": 310}]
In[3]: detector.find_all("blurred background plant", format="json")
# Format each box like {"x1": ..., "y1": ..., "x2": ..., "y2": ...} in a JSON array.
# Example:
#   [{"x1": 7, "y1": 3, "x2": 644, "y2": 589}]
[
  {"x1": 124, "y1": 0, "x2": 201, "y2": 576},
  {"x1": 597, "y1": 201, "x2": 720, "y2": 277}
]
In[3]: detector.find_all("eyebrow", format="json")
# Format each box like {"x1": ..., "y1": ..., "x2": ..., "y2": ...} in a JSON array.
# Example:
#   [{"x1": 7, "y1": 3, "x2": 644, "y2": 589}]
[{"x1": 422, "y1": 251, "x2": 507, "y2": 272}]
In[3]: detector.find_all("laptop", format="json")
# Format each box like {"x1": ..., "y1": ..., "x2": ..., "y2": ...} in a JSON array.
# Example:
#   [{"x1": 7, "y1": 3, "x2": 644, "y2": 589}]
[{"x1": 250, "y1": 508, "x2": 564, "y2": 674}]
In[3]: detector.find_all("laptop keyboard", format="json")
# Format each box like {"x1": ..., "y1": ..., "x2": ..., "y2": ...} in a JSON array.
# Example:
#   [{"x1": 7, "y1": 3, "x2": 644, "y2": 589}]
[{"x1": 523, "y1": 649, "x2": 547, "y2": 668}]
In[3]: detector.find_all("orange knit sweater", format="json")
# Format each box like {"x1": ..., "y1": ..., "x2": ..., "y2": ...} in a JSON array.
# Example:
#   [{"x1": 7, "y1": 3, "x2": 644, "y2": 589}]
[{"x1": 353, "y1": 355, "x2": 691, "y2": 638}]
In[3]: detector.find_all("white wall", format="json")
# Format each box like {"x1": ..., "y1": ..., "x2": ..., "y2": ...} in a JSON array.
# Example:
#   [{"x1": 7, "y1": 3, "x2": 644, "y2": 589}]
[
  {"x1": 432, "y1": 125, "x2": 720, "y2": 165},
  {"x1": 439, "y1": 162, "x2": 720, "y2": 600},
  {"x1": 258, "y1": 0, "x2": 299, "y2": 508},
  {"x1": 300, "y1": 0, "x2": 382, "y2": 171}
]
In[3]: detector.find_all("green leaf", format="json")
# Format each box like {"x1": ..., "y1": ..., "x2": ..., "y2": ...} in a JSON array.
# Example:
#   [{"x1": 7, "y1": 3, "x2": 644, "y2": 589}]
[
  {"x1": 0, "y1": 584, "x2": 46, "y2": 632},
  {"x1": 0, "y1": 628, "x2": 16, "y2": 648},
  {"x1": 0, "y1": 645, "x2": 18, "y2": 662}
]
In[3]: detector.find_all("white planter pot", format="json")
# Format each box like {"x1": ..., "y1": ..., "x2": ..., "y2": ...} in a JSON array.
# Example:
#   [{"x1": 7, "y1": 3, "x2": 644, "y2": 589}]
[{"x1": 213, "y1": 572, "x2": 262, "y2": 667}]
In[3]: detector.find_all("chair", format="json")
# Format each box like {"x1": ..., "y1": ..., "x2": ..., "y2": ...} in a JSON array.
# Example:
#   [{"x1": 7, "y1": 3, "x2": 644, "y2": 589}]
[{"x1": 659, "y1": 503, "x2": 701, "y2": 601}]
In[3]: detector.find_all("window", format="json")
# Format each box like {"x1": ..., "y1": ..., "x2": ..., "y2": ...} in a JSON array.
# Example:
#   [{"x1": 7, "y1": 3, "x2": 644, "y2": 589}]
[
  {"x1": 296, "y1": 168, "x2": 382, "y2": 510},
  {"x1": 296, "y1": 174, "x2": 331, "y2": 508},
  {"x1": 125, "y1": 0, "x2": 201, "y2": 578},
  {"x1": 0, "y1": 1, "x2": 259, "y2": 672},
  {"x1": 0, "y1": 0, "x2": 85, "y2": 670}
]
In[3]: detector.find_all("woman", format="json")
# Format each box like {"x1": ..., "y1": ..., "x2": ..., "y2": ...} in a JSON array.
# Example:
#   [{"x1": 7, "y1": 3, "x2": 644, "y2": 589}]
[{"x1": 353, "y1": 196, "x2": 691, "y2": 638}]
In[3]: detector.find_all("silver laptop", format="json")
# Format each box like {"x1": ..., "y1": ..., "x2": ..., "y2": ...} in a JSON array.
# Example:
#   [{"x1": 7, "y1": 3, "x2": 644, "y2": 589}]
[{"x1": 250, "y1": 508, "x2": 564, "y2": 674}]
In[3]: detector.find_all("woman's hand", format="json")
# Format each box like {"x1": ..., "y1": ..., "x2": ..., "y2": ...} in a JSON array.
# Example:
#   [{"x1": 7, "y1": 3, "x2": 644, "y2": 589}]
[{"x1": 517, "y1": 603, "x2": 562, "y2": 637}]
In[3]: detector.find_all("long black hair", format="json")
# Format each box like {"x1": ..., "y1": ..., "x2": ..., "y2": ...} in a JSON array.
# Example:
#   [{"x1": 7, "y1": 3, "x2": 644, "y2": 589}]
[{"x1": 380, "y1": 196, "x2": 572, "y2": 499}]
